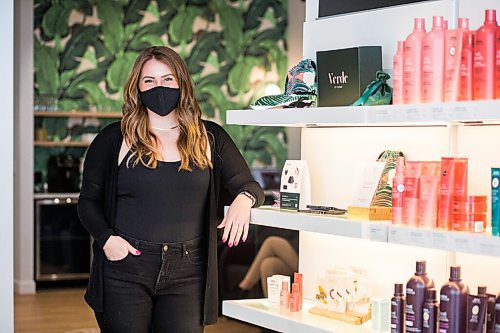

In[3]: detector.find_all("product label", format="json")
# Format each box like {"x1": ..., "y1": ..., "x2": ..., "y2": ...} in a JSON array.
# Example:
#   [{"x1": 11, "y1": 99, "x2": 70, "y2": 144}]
[
  {"x1": 423, "y1": 308, "x2": 430, "y2": 328},
  {"x1": 492, "y1": 170, "x2": 500, "y2": 236}
]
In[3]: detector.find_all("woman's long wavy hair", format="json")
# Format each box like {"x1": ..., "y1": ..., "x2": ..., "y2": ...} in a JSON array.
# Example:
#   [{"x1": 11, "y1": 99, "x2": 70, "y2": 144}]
[{"x1": 121, "y1": 46, "x2": 212, "y2": 171}]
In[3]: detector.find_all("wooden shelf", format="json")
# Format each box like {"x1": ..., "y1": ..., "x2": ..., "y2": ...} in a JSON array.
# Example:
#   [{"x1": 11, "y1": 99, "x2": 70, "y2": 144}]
[
  {"x1": 34, "y1": 141, "x2": 90, "y2": 147},
  {"x1": 34, "y1": 111, "x2": 122, "y2": 118}
]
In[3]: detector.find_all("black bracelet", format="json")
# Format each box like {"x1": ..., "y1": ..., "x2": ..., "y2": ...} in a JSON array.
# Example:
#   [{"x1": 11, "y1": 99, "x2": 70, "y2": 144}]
[{"x1": 239, "y1": 191, "x2": 256, "y2": 207}]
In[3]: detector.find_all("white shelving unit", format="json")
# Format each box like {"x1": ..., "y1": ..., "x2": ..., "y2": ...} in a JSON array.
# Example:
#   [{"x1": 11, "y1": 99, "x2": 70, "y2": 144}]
[
  {"x1": 249, "y1": 207, "x2": 380, "y2": 239},
  {"x1": 248, "y1": 207, "x2": 500, "y2": 257},
  {"x1": 227, "y1": 100, "x2": 500, "y2": 127},
  {"x1": 223, "y1": 299, "x2": 372, "y2": 333},
  {"x1": 222, "y1": 1, "x2": 500, "y2": 332}
]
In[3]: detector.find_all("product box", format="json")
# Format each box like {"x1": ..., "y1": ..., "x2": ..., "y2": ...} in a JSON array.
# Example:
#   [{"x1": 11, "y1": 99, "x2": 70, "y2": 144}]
[
  {"x1": 316, "y1": 47, "x2": 382, "y2": 106},
  {"x1": 267, "y1": 275, "x2": 290, "y2": 308}
]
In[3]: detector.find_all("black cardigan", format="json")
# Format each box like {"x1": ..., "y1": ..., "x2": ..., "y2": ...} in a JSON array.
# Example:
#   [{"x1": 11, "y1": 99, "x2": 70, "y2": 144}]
[{"x1": 78, "y1": 120, "x2": 264, "y2": 325}]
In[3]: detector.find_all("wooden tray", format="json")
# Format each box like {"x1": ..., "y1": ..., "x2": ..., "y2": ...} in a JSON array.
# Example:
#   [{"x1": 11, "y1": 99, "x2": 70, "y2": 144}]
[{"x1": 309, "y1": 306, "x2": 372, "y2": 325}]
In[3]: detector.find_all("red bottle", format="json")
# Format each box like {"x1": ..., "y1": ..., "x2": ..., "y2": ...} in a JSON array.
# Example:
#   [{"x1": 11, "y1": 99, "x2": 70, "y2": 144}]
[
  {"x1": 474, "y1": 9, "x2": 498, "y2": 100},
  {"x1": 459, "y1": 29, "x2": 474, "y2": 101},
  {"x1": 289, "y1": 283, "x2": 301, "y2": 312}
]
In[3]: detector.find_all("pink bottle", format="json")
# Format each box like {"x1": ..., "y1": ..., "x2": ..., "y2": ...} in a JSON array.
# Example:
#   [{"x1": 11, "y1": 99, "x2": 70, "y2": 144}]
[
  {"x1": 474, "y1": 9, "x2": 498, "y2": 100},
  {"x1": 459, "y1": 29, "x2": 474, "y2": 101},
  {"x1": 393, "y1": 41, "x2": 405, "y2": 105},
  {"x1": 289, "y1": 283, "x2": 301, "y2": 312},
  {"x1": 392, "y1": 156, "x2": 405, "y2": 224},
  {"x1": 423, "y1": 16, "x2": 445, "y2": 103},
  {"x1": 404, "y1": 18, "x2": 426, "y2": 104},
  {"x1": 458, "y1": 17, "x2": 469, "y2": 31},
  {"x1": 444, "y1": 21, "x2": 465, "y2": 102},
  {"x1": 443, "y1": 19, "x2": 448, "y2": 30},
  {"x1": 496, "y1": 23, "x2": 500, "y2": 97},
  {"x1": 280, "y1": 281, "x2": 290, "y2": 311}
]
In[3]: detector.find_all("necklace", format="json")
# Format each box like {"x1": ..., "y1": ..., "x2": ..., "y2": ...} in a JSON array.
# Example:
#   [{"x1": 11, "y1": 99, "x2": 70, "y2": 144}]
[{"x1": 151, "y1": 124, "x2": 179, "y2": 131}]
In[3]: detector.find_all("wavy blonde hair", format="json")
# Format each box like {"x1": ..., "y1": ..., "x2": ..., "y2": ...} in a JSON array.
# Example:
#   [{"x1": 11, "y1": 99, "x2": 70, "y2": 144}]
[{"x1": 121, "y1": 46, "x2": 212, "y2": 171}]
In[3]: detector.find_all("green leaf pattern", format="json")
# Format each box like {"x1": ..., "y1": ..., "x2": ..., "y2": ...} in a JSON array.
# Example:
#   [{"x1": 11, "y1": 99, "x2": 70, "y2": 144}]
[{"x1": 34, "y1": 0, "x2": 288, "y2": 168}]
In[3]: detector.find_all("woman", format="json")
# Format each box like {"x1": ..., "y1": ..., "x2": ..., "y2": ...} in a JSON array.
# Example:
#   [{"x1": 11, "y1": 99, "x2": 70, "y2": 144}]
[{"x1": 78, "y1": 46, "x2": 264, "y2": 332}]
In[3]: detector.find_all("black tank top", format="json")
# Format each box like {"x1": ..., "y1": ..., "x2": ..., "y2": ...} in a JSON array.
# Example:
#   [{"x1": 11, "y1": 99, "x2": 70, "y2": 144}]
[{"x1": 115, "y1": 151, "x2": 210, "y2": 242}]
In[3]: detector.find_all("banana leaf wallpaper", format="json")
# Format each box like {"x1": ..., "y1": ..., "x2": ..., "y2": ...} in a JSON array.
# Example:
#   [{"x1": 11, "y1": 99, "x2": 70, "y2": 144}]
[{"x1": 34, "y1": 0, "x2": 288, "y2": 182}]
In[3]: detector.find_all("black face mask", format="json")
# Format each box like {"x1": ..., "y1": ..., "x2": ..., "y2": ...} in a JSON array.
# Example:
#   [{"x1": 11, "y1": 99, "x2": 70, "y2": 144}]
[{"x1": 139, "y1": 86, "x2": 180, "y2": 117}]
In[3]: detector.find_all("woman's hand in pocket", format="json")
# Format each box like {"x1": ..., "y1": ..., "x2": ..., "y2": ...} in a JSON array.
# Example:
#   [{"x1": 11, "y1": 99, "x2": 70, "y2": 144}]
[{"x1": 103, "y1": 235, "x2": 141, "y2": 261}]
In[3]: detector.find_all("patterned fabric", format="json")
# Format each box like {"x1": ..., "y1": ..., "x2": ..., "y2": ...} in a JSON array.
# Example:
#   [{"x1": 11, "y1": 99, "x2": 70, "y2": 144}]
[
  {"x1": 251, "y1": 59, "x2": 317, "y2": 110},
  {"x1": 371, "y1": 150, "x2": 404, "y2": 207}
]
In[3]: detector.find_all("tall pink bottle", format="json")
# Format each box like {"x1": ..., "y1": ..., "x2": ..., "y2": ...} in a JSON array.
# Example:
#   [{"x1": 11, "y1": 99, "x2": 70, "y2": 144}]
[
  {"x1": 496, "y1": 23, "x2": 500, "y2": 97},
  {"x1": 444, "y1": 19, "x2": 467, "y2": 102},
  {"x1": 474, "y1": 9, "x2": 497, "y2": 100},
  {"x1": 423, "y1": 16, "x2": 445, "y2": 103},
  {"x1": 392, "y1": 156, "x2": 405, "y2": 224},
  {"x1": 404, "y1": 18, "x2": 426, "y2": 104},
  {"x1": 459, "y1": 27, "x2": 474, "y2": 101},
  {"x1": 393, "y1": 41, "x2": 405, "y2": 104}
]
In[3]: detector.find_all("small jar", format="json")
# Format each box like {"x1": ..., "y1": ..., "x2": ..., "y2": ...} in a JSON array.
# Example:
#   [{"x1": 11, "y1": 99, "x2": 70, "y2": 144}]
[{"x1": 453, "y1": 195, "x2": 487, "y2": 232}]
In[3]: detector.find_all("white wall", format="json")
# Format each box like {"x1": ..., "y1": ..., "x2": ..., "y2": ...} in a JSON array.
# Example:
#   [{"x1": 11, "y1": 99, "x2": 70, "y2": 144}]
[
  {"x1": 13, "y1": 0, "x2": 35, "y2": 295},
  {"x1": 0, "y1": 1, "x2": 14, "y2": 331},
  {"x1": 287, "y1": 0, "x2": 306, "y2": 160},
  {"x1": 299, "y1": 0, "x2": 500, "y2": 302}
]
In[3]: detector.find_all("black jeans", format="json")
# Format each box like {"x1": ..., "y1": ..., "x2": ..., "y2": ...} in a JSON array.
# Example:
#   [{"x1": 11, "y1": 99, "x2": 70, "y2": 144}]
[{"x1": 96, "y1": 232, "x2": 207, "y2": 333}]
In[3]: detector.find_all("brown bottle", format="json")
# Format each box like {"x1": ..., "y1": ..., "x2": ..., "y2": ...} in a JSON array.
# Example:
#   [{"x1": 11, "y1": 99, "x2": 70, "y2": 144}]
[
  {"x1": 439, "y1": 266, "x2": 469, "y2": 333},
  {"x1": 406, "y1": 261, "x2": 435, "y2": 333},
  {"x1": 391, "y1": 283, "x2": 405, "y2": 333},
  {"x1": 495, "y1": 293, "x2": 500, "y2": 333},
  {"x1": 423, "y1": 288, "x2": 438, "y2": 333},
  {"x1": 486, "y1": 292, "x2": 496, "y2": 333}
]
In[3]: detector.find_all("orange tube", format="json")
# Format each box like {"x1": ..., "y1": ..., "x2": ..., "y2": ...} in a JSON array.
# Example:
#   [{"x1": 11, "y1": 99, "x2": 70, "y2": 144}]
[
  {"x1": 418, "y1": 176, "x2": 440, "y2": 228},
  {"x1": 403, "y1": 161, "x2": 422, "y2": 226},
  {"x1": 438, "y1": 157, "x2": 455, "y2": 230}
]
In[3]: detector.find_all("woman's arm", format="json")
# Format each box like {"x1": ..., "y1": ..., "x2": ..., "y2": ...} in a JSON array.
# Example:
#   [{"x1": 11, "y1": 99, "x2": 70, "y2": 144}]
[
  {"x1": 211, "y1": 123, "x2": 265, "y2": 247},
  {"x1": 77, "y1": 128, "x2": 115, "y2": 249}
]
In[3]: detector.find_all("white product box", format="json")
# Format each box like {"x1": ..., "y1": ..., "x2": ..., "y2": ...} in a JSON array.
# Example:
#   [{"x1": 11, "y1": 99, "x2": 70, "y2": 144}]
[{"x1": 267, "y1": 275, "x2": 291, "y2": 308}]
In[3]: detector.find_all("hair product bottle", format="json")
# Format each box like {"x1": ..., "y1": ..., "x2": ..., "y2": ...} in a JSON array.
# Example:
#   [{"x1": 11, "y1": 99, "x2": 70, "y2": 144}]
[
  {"x1": 439, "y1": 266, "x2": 469, "y2": 333},
  {"x1": 404, "y1": 18, "x2": 426, "y2": 104},
  {"x1": 294, "y1": 272, "x2": 303, "y2": 310},
  {"x1": 444, "y1": 18, "x2": 467, "y2": 102},
  {"x1": 486, "y1": 292, "x2": 497, "y2": 333},
  {"x1": 393, "y1": 41, "x2": 405, "y2": 104},
  {"x1": 289, "y1": 282, "x2": 301, "y2": 312},
  {"x1": 467, "y1": 286, "x2": 488, "y2": 333},
  {"x1": 280, "y1": 281, "x2": 290, "y2": 312},
  {"x1": 438, "y1": 157, "x2": 455, "y2": 230},
  {"x1": 459, "y1": 23, "x2": 474, "y2": 101},
  {"x1": 474, "y1": 9, "x2": 497, "y2": 100},
  {"x1": 493, "y1": 168, "x2": 500, "y2": 236},
  {"x1": 423, "y1": 288, "x2": 439, "y2": 333},
  {"x1": 495, "y1": 293, "x2": 500, "y2": 332},
  {"x1": 404, "y1": 161, "x2": 422, "y2": 226},
  {"x1": 391, "y1": 283, "x2": 405, "y2": 333},
  {"x1": 496, "y1": 24, "x2": 500, "y2": 97},
  {"x1": 392, "y1": 156, "x2": 405, "y2": 224},
  {"x1": 406, "y1": 261, "x2": 435, "y2": 333},
  {"x1": 423, "y1": 16, "x2": 445, "y2": 103}
]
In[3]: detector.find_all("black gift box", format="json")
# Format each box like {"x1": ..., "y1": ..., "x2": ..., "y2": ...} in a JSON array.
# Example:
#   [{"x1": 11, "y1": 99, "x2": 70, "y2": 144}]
[{"x1": 316, "y1": 46, "x2": 382, "y2": 107}]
